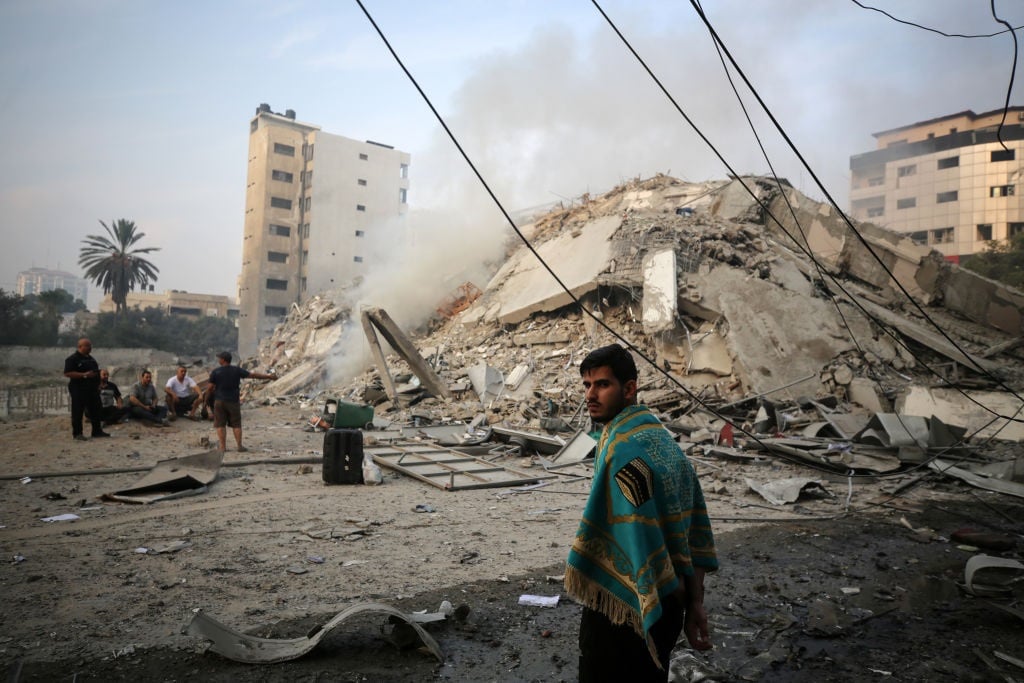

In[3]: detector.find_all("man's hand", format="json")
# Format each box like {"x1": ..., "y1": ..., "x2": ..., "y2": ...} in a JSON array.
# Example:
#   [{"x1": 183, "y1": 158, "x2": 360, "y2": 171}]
[{"x1": 683, "y1": 603, "x2": 711, "y2": 650}]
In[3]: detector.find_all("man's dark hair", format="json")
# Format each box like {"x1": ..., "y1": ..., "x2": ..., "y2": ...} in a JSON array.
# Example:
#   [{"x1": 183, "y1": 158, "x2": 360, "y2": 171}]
[
  {"x1": 579, "y1": 343, "x2": 638, "y2": 384},
  {"x1": 217, "y1": 351, "x2": 232, "y2": 363}
]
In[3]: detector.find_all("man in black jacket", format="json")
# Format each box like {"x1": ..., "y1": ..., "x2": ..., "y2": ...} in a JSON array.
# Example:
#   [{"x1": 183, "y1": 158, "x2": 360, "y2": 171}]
[{"x1": 63, "y1": 338, "x2": 110, "y2": 441}]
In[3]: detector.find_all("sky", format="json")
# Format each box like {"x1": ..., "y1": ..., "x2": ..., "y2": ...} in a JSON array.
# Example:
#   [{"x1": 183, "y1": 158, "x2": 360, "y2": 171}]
[{"x1": 0, "y1": 0, "x2": 1020, "y2": 313}]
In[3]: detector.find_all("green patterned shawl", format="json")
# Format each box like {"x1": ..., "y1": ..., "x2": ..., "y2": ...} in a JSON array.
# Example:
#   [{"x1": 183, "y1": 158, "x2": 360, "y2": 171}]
[{"x1": 565, "y1": 404, "x2": 718, "y2": 660}]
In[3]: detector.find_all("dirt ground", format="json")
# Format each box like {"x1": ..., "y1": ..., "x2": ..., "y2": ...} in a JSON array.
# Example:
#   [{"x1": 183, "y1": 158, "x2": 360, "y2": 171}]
[{"x1": 1, "y1": 404, "x2": 1022, "y2": 682}]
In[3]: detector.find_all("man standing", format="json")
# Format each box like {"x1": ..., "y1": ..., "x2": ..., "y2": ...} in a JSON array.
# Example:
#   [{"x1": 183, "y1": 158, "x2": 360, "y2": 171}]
[
  {"x1": 565, "y1": 344, "x2": 718, "y2": 681},
  {"x1": 128, "y1": 370, "x2": 169, "y2": 426},
  {"x1": 206, "y1": 351, "x2": 276, "y2": 452},
  {"x1": 97, "y1": 369, "x2": 129, "y2": 426},
  {"x1": 63, "y1": 338, "x2": 110, "y2": 441},
  {"x1": 164, "y1": 365, "x2": 201, "y2": 420}
]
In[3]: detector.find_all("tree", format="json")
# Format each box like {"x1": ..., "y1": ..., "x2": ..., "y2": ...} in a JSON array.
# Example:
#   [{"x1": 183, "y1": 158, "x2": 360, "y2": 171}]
[
  {"x1": 79, "y1": 219, "x2": 160, "y2": 316},
  {"x1": 960, "y1": 233, "x2": 1024, "y2": 290}
]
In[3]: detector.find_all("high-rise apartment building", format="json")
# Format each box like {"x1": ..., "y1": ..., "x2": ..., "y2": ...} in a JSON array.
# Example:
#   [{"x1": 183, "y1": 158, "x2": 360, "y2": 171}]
[
  {"x1": 849, "y1": 107, "x2": 1024, "y2": 263},
  {"x1": 16, "y1": 267, "x2": 89, "y2": 306},
  {"x1": 237, "y1": 104, "x2": 410, "y2": 357}
]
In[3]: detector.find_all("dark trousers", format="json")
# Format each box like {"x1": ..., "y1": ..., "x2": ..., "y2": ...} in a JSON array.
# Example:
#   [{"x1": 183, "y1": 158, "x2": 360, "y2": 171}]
[
  {"x1": 69, "y1": 388, "x2": 104, "y2": 437},
  {"x1": 578, "y1": 594, "x2": 684, "y2": 683},
  {"x1": 98, "y1": 405, "x2": 130, "y2": 425}
]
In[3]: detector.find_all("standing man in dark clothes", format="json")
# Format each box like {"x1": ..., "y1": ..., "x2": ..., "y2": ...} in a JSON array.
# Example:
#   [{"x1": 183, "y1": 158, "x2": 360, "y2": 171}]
[
  {"x1": 63, "y1": 338, "x2": 110, "y2": 441},
  {"x1": 206, "y1": 351, "x2": 276, "y2": 452},
  {"x1": 565, "y1": 344, "x2": 718, "y2": 681}
]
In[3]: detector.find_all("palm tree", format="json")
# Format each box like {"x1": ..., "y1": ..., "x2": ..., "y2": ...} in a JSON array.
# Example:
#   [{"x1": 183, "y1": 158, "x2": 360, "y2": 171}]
[{"x1": 79, "y1": 219, "x2": 160, "y2": 316}]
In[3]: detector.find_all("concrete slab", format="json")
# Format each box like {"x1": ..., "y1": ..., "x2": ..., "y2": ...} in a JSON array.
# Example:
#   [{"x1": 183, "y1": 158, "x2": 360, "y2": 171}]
[
  {"x1": 642, "y1": 249, "x2": 677, "y2": 334},
  {"x1": 897, "y1": 386, "x2": 1024, "y2": 441},
  {"x1": 482, "y1": 215, "x2": 622, "y2": 324}
]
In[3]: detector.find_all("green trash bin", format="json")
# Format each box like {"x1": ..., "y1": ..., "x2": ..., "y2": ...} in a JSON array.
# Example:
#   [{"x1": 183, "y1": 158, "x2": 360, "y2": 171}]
[{"x1": 325, "y1": 399, "x2": 375, "y2": 429}]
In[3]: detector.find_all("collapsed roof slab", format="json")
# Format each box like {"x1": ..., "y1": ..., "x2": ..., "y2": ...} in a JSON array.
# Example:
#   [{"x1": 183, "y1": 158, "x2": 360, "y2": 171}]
[
  {"x1": 689, "y1": 265, "x2": 870, "y2": 396},
  {"x1": 897, "y1": 386, "x2": 1024, "y2": 441},
  {"x1": 476, "y1": 215, "x2": 622, "y2": 325}
]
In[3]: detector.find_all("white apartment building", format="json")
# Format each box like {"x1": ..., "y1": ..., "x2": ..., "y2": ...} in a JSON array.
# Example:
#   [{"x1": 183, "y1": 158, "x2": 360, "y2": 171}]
[
  {"x1": 16, "y1": 267, "x2": 89, "y2": 306},
  {"x1": 237, "y1": 104, "x2": 410, "y2": 357},
  {"x1": 849, "y1": 107, "x2": 1024, "y2": 262}
]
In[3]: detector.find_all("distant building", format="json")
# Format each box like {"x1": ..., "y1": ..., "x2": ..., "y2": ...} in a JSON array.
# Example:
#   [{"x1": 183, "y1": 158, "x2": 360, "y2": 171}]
[
  {"x1": 99, "y1": 289, "x2": 239, "y2": 320},
  {"x1": 849, "y1": 107, "x2": 1024, "y2": 262},
  {"x1": 237, "y1": 104, "x2": 410, "y2": 357},
  {"x1": 16, "y1": 268, "x2": 89, "y2": 306}
]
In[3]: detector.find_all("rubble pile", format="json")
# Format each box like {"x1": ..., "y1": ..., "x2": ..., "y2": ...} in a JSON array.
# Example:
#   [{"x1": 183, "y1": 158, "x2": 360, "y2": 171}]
[{"x1": 242, "y1": 174, "x2": 1024, "y2": 452}]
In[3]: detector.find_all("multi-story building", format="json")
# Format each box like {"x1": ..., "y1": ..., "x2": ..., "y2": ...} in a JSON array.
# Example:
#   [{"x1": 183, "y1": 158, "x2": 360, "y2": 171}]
[
  {"x1": 849, "y1": 107, "x2": 1024, "y2": 262},
  {"x1": 98, "y1": 289, "x2": 239, "y2": 320},
  {"x1": 237, "y1": 104, "x2": 410, "y2": 357},
  {"x1": 16, "y1": 268, "x2": 89, "y2": 306}
]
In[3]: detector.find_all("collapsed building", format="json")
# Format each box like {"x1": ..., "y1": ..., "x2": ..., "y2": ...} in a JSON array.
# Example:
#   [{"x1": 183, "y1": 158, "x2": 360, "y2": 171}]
[{"x1": 242, "y1": 175, "x2": 1024, "y2": 468}]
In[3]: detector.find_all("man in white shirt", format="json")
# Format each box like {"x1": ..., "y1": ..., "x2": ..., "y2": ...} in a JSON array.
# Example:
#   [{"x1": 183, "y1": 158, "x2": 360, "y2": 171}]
[{"x1": 165, "y1": 365, "x2": 201, "y2": 421}]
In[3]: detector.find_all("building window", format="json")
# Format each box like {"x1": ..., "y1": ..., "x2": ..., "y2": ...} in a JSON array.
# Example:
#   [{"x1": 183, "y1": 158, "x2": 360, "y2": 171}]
[
  {"x1": 355, "y1": 230, "x2": 365, "y2": 237},
  {"x1": 990, "y1": 185, "x2": 1015, "y2": 197},
  {"x1": 936, "y1": 191, "x2": 958, "y2": 203},
  {"x1": 931, "y1": 227, "x2": 954, "y2": 244},
  {"x1": 304, "y1": 170, "x2": 313, "y2": 185},
  {"x1": 271, "y1": 169, "x2": 293, "y2": 183},
  {"x1": 399, "y1": 188, "x2": 408, "y2": 204},
  {"x1": 266, "y1": 278, "x2": 288, "y2": 291},
  {"x1": 269, "y1": 224, "x2": 291, "y2": 237},
  {"x1": 357, "y1": 178, "x2": 367, "y2": 186},
  {"x1": 270, "y1": 196, "x2": 292, "y2": 210},
  {"x1": 356, "y1": 204, "x2": 366, "y2": 212},
  {"x1": 896, "y1": 197, "x2": 916, "y2": 210},
  {"x1": 359, "y1": 153, "x2": 368, "y2": 160},
  {"x1": 991, "y1": 149, "x2": 1015, "y2": 162},
  {"x1": 897, "y1": 164, "x2": 916, "y2": 177},
  {"x1": 265, "y1": 306, "x2": 287, "y2": 317},
  {"x1": 866, "y1": 207, "x2": 884, "y2": 218},
  {"x1": 304, "y1": 144, "x2": 314, "y2": 161},
  {"x1": 867, "y1": 176, "x2": 884, "y2": 187},
  {"x1": 400, "y1": 163, "x2": 409, "y2": 179},
  {"x1": 304, "y1": 196, "x2": 311, "y2": 211},
  {"x1": 267, "y1": 251, "x2": 288, "y2": 263},
  {"x1": 1009, "y1": 222, "x2": 1024, "y2": 238},
  {"x1": 353, "y1": 256, "x2": 363, "y2": 263},
  {"x1": 937, "y1": 156, "x2": 959, "y2": 170},
  {"x1": 909, "y1": 231, "x2": 928, "y2": 245},
  {"x1": 301, "y1": 250, "x2": 308, "y2": 265},
  {"x1": 302, "y1": 223, "x2": 310, "y2": 238},
  {"x1": 273, "y1": 143, "x2": 295, "y2": 157},
  {"x1": 977, "y1": 224, "x2": 993, "y2": 241},
  {"x1": 301, "y1": 277, "x2": 307, "y2": 292}
]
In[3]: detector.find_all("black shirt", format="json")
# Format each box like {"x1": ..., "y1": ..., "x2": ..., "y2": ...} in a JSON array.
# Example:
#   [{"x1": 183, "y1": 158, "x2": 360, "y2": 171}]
[
  {"x1": 209, "y1": 364, "x2": 251, "y2": 402},
  {"x1": 99, "y1": 381, "x2": 122, "y2": 409},
  {"x1": 64, "y1": 351, "x2": 100, "y2": 391}
]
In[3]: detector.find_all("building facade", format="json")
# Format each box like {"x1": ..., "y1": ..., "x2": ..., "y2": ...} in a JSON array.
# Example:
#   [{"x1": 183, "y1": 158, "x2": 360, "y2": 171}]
[
  {"x1": 849, "y1": 107, "x2": 1024, "y2": 262},
  {"x1": 16, "y1": 268, "x2": 89, "y2": 306},
  {"x1": 98, "y1": 290, "x2": 239, "y2": 320},
  {"x1": 237, "y1": 104, "x2": 410, "y2": 357}
]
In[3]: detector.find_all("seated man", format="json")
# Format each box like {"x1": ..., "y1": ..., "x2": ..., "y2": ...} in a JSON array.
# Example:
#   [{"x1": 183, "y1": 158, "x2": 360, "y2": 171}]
[
  {"x1": 96, "y1": 369, "x2": 130, "y2": 426},
  {"x1": 128, "y1": 369, "x2": 169, "y2": 426},
  {"x1": 165, "y1": 365, "x2": 201, "y2": 420}
]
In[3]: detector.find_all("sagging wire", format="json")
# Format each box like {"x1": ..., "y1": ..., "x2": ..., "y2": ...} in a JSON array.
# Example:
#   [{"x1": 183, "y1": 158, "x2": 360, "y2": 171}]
[
  {"x1": 358, "y1": 1, "x2": 1020, "y2": 482},
  {"x1": 592, "y1": 0, "x2": 1022, "y2": 480},
  {"x1": 352, "y1": 0, "x2": 786, "y2": 458},
  {"x1": 990, "y1": 0, "x2": 1020, "y2": 152},
  {"x1": 680, "y1": 0, "x2": 1024, "y2": 410},
  {"x1": 592, "y1": 0, "x2": 1024, "y2": 425},
  {"x1": 849, "y1": 0, "x2": 1022, "y2": 39}
]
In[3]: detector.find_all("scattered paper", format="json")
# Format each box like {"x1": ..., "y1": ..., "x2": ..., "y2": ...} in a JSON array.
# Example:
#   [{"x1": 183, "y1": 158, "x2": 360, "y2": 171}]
[
  {"x1": 40, "y1": 514, "x2": 80, "y2": 523},
  {"x1": 518, "y1": 594, "x2": 559, "y2": 608}
]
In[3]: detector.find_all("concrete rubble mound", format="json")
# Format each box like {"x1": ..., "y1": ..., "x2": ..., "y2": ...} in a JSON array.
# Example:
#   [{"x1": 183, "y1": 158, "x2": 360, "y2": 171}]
[{"x1": 241, "y1": 174, "x2": 1023, "y2": 451}]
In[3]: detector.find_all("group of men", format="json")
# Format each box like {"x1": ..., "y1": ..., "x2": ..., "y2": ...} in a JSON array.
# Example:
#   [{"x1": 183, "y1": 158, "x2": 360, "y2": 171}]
[{"x1": 63, "y1": 338, "x2": 276, "y2": 452}]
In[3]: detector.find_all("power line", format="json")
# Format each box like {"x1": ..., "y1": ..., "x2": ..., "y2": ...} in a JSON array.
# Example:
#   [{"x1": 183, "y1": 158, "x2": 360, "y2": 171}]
[{"x1": 849, "y1": 0, "x2": 1022, "y2": 39}]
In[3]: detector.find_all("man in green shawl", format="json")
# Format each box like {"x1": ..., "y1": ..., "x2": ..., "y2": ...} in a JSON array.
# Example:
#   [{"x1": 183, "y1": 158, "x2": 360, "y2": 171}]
[{"x1": 565, "y1": 343, "x2": 718, "y2": 681}]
